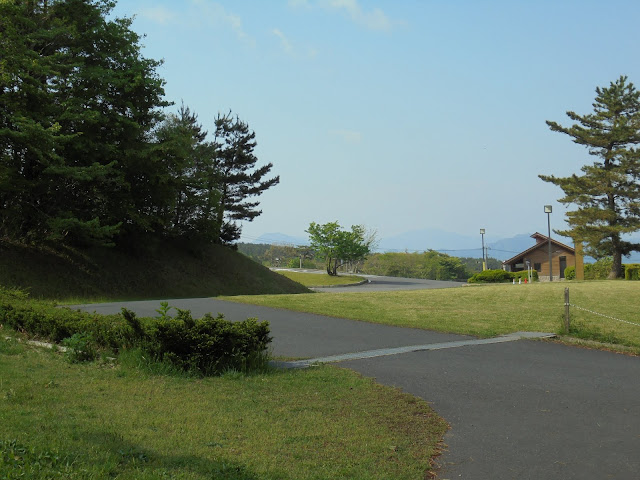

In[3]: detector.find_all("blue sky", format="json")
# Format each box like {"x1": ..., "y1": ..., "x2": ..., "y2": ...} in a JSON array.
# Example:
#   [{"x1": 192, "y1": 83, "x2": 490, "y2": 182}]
[{"x1": 111, "y1": 0, "x2": 640, "y2": 246}]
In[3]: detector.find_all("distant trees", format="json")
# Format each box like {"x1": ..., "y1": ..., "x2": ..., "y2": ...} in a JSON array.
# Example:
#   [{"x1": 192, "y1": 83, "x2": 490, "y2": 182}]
[
  {"x1": 540, "y1": 76, "x2": 640, "y2": 278},
  {"x1": 0, "y1": 0, "x2": 277, "y2": 249},
  {"x1": 362, "y1": 251, "x2": 470, "y2": 281},
  {"x1": 306, "y1": 222, "x2": 374, "y2": 275}
]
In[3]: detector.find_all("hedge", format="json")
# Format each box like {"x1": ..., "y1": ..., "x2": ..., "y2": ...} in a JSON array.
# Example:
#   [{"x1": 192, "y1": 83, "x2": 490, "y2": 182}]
[
  {"x1": 0, "y1": 286, "x2": 271, "y2": 375},
  {"x1": 467, "y1": 269, "x2": 537, "y2": 283},
  {"x1": 625, "y1": 264, "x2": 640, "y2": 280}
]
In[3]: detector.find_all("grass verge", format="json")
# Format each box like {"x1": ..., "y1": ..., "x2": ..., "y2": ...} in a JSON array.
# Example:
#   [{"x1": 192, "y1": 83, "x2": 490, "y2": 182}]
[
  {"x1": 0, "y1": 239, "x2": 309, "y2": 302},
  {"x1": 0, "y1": 334, "x2": 448, "y2": 480},
  {"x1": 224, "y1": 281, "x2": 640, "y2": 353},
  {"x1": 275, "y1": 271, "x2": 366, "y2": 287}
]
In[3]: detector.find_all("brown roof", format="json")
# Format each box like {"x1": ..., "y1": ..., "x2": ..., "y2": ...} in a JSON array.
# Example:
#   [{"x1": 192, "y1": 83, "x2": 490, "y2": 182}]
[{"x1": 502, "y1": 233, "x2": 575, "y2": 265}]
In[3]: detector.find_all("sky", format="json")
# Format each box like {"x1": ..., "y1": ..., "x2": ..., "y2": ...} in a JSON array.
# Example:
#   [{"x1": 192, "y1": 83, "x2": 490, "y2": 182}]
[{"x1": 111, "y1": 0, "x2": 640, "y2": 247}]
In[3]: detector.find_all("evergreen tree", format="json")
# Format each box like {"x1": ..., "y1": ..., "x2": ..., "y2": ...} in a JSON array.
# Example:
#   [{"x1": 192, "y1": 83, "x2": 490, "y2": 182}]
[
  {"x1": 539, "y1": 76, "x2": 640, "y2": 278},
  {"x1": 0, "y1": 0, "x2": 167, "y2": 246},
  {"x1": 212, "y1": 113, "x2": 279, "y2": 244},
  {"x1": 152, "y1": 104, "x2": 219, "y2": 241}
]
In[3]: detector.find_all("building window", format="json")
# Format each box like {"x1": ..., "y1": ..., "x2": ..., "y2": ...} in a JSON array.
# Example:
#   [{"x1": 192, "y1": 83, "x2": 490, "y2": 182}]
[{"x1": 534, "y1": 263, "x2": 541, "y2": 272}]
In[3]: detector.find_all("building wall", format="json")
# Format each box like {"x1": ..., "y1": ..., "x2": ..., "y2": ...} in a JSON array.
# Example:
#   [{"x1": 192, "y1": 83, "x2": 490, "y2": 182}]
[{"x1": 508, "y1": 244, "x2": 576, "y2": 281}]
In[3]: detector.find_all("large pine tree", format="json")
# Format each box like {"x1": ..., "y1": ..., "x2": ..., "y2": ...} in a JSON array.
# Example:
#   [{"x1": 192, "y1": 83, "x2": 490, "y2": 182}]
[
  {"x1": 539, "y1": 76, "x2": 640, "y2": 278},
  {"x1": 0, "y1": 0, "x2": 167, "y2": 246}
]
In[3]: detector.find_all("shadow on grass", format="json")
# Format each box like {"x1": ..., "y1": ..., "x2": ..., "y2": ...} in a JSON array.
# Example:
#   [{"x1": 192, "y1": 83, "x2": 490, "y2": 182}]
[{"x1": 1, "y1": 430, "x2": 261, "y2": 480}]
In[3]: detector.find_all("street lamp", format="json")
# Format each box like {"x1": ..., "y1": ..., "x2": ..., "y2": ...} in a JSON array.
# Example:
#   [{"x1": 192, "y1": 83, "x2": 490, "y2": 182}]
[
  {"x1": 480, "y1": 228, "x2": 486, "y2": 271},
  {"x1": 544, "y1": 205, "x2": 552, "y2": 281}
]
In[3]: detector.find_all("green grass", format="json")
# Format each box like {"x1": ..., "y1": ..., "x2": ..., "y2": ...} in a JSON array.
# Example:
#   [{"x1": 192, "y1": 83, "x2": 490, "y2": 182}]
[
  {"x1": 225, "y1": 281, "x2": 640, "y2": 352},
  {"x1": 275, "y1": 271, "x2": 366, "y2": 287},
  {"x1": 0, "y1": 239, "x2": 309, "y2": 302},
  {"x1": 0, "y1": 334, "x2": 447, "y2": 479}
]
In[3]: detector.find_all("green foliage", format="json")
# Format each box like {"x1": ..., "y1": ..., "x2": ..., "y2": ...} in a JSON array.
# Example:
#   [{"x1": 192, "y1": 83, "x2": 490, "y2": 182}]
[
  {"x1": 458, "y1": 256, "x2": 503, "y2": 273},
  {"x1": 584, "y1": 257, "x2": 614, "y2": 280},
  {"x1": 512, "y1": 270, "x2": 538, "y2": 282},
  {"x1": 362, "y1": 251, "x2": 471, "y2": 281},
  {"x1": 624, "y1": 264, "x2": 640, "y2": 280},
  {"x1": 306, "y1": 222, "x2": 374, "y2": 275},
  {"x1": 0, "y1": 439, "x2": 79, "y2": 479},
  {"x1": 565, "y1": 266, "x2": 576, "y2": 280},
  {"x1": 0, "y1": 0, "x2": 168, "y2": 246},
  {"x1": 144, "y1": 310, "x2": 272, "y2": 375},
  {"x1": 62, "y1": 332, "x2": 97, "y2": 363},
  {"x1": 213, "y1": 113, "x2": 280, "y2": 244},
  {"x1": 0, "y1": 3, "x2": 277, "y2": 250},
  {"x1": 0, "y1": 287, "x2": 272, "y2": 375},
  {"x1": 539, "y1": 76, "x2": 640, "y2": 278},
  {"x1": 467, "y1": 269, "x2": 513, "y2": 283}
]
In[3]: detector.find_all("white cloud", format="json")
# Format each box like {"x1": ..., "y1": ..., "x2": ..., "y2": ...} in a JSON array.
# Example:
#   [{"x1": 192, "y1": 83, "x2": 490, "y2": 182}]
[
  {"x1": 322, "y1": 0, "x2": 393, "y2": 31},
  {"x1": 272, "y1": 28, "x2": 294, "y2": 54},
  {"x1": 138, "y1": 1, "x2": 252, "y2": 45},
  {"x1": 138, "y1": 6, "x2": 175, "y2": 25},
  {"x1": 330, "y1": 129, "x2": 362, "y2": 144}
]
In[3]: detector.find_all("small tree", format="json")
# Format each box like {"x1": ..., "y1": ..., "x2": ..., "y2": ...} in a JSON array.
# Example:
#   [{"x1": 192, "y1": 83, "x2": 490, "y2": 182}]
[
  {"x1": 306, "y1": 222, "x2": 373, "y2": 275},
  {"x1": 539, "y1": 76, "x2": 640, "y2": 278}
]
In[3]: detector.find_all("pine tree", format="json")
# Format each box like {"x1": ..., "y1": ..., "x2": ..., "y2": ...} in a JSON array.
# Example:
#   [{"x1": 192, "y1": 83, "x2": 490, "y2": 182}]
[
  {"x1": 212, "y1": 113, "x2": 279, "y2": 244},
  {"x1": 152, "y1": 104, "x2": 219, "y2": 241},
  {"x1": 0, "y1": 0, "x2": 167, "y2": 246},
  {"x1": 539, "y1": 76, "x2": 640, "y2": 278}
]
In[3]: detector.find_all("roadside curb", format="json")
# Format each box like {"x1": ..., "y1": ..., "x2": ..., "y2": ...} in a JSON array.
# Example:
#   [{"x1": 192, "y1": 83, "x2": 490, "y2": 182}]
[
  {"x1": 271, "y1": 332, "x2": 557, "y2": 369},
  {"x1": 311, "y1": 279, "x2": 370, "y2": 289}
]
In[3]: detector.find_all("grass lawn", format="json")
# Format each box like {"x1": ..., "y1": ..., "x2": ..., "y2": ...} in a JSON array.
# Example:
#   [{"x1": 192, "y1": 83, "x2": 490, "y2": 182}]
[
  {"x1": 0, "y1": 334, "x2": 447, "y2": 480},
  {"x1": 225, "y1": 281, "x2": 640, "y2": 352},
  {"x1": 275, "y1": 270, "x2": 365, "y2": 287}
]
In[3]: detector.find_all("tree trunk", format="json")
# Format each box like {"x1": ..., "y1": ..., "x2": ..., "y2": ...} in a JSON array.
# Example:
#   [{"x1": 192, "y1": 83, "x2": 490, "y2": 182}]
[{"x1": 609, "y1": 251, "x2": 623, "y2": 279}]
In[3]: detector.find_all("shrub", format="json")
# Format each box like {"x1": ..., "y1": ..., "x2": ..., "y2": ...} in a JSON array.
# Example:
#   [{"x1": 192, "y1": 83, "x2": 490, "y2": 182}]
[
  {"x1": 512, "y1": 270, "x2": 538, "y2": 282},
  {"x1": 565, "y1": 266, "x2": 576, "y2": 280},
  {"x1": 468, "y1": 269, "x2": 512, "y2": 283},
  {"x1": 584, "y1": 257, "x2": 613, "y2": 280},
  {"x1": 137, "y1": 309, "x2": 272, "y2": 375},
  {"x1": 62, "y1": 332, "x2": 97, "y2": 363},
  {"x1": 625, "y1": 264, "x2": 640, "y2": 280},
  {"x1": 0, "y1": 287, "x2": 272, "y2": 375}
]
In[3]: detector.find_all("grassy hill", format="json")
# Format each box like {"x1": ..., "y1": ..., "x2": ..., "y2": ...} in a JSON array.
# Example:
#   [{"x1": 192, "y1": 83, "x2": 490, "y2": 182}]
[{"x1": 0, "y1": 239, "x2": 309, "y2": 301}]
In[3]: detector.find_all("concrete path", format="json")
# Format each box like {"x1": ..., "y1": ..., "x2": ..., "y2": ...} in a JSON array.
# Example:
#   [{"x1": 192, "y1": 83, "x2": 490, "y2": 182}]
[{"x1": 72, "y1": 298, "x2": 640, "y2": 479}]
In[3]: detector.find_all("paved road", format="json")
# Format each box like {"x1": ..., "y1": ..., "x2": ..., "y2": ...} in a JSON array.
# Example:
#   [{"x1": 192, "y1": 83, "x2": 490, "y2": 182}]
[
  {"x1": 274, "y1": 269, "x2": 467, "y2": 292},
  {"x1": 73, "y1": 297, "x2": 640, "y2": 479}
]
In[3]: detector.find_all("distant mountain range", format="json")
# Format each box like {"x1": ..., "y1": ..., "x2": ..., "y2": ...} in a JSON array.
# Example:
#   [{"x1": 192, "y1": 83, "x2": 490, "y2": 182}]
[{"x1": 252, "y1": 229, "x2": 640, "y2": 262}]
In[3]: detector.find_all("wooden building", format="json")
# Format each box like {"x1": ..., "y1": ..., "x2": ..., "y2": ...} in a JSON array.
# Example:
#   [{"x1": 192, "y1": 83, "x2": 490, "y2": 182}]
[{"x1": 502, "y1": 233, "x2": 583, "y2": 281}]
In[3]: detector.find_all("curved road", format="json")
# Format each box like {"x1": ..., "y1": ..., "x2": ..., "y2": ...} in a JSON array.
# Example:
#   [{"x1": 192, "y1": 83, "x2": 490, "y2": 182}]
[{"x1": 71, "y1": 278, "x2": 640, "y2": 479}]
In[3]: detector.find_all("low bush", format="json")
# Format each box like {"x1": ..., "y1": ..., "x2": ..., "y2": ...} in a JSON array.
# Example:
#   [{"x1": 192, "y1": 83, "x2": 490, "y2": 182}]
[
  {"x1": 584, "y1": 257, "x2": 613, "y2": 280},
  {"x1": 468, "y1": 269, "x2": 513, "y2": 283},
  {"x1": 565, "y1": 266, "x2": 576, "y2": 280},
  {"x1": 0, "y1": 286, "x2": 271, "y2": 375},
  {"x1": 468, "y1": 269, "x2": 538, "y2": 284},
  {"x1": 625, "y1": 264, "x2": 640, "y2": 280},
  {"x1": 512, "y1": 270, "x2": 538, "y2": 282}
]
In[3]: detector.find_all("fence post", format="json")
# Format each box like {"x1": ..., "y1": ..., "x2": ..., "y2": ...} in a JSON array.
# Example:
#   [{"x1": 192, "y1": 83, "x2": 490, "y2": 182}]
[{"x1": 564, "y1": 287, "x2": 570, "y2": 334}]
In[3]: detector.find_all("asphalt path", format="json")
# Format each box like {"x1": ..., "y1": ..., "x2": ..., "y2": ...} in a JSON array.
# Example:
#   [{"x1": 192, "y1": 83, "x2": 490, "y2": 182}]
[
  {"x1": 71, "y1": 281, "x2": 640, "y2": 479},
  {"x1": 275, "y1": 270, "x2": 467, "y2": 292}
]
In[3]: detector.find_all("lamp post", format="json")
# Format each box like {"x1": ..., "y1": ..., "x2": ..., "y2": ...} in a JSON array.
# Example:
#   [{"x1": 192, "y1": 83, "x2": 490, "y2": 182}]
[
  {"x1": 544, "y1": 205, "x2": 552, "y2": 281},
  {"x1": 480, "y1": 228, "x2": 486, "y2": 271}
]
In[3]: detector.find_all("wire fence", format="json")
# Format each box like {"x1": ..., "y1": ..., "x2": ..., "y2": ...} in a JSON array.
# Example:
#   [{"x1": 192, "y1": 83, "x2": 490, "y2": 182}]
[
  {"x1": 564, "y1": 287, "x2": 640, "y2": 334},
  {"x1": 569, "y1": 303, "x2": 640, "y2": 328}
]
